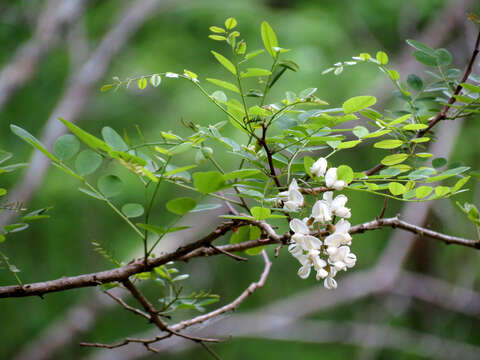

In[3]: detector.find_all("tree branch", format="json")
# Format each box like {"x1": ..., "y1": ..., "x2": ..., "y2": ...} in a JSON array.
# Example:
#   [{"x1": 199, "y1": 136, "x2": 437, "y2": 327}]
[{"x1": 1, "y1": 215, "x2": 477, "y2": 299}]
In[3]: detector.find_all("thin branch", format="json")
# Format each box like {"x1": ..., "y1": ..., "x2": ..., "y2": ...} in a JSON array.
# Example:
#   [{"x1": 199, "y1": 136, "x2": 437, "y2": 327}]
[
  {"x1": 172, "y1": 250, "x2": 272, "y2": 333},
  {"x1": 209, "y1": 244, "x2": 248, "y2": 262},
  {"x1": 364, "y1": 26, "x2": 480, "y2": 177},
  {"x1": 103, "y1": 290, "x2": 150, "y2": 320},
  {"x1": 417, "y1": 29, "x2": 480, "y2": 137}
]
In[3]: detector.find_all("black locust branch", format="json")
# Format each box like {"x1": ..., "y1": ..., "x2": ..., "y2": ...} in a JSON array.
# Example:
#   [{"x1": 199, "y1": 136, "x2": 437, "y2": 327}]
[
  {"x1": 365, "y1": 28, "x2": 480, "y2": 176},
  {"x1": 80, "y1": 250, "x2": 272, "y2": 352},
  {"x1": 0, "y1": 216, "x2": 477, "y2": 299}
]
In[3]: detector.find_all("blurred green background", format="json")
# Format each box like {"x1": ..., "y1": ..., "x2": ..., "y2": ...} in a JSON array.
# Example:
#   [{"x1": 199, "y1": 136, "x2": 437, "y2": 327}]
[{"x1": 1, "y1": 0, "x2": 480, "y2": 359}]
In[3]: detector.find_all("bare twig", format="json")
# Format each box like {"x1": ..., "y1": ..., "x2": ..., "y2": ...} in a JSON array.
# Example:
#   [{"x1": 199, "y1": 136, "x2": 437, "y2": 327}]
[
  {"x1": 209, "y1": 244, "x2": 248, "y2": 262},
  {"x1": 172, "y1": 250, "x2": 272, "y2": 333},
  {"x1": 103, "y1": 290, "x2": 150, "y2": 320}
]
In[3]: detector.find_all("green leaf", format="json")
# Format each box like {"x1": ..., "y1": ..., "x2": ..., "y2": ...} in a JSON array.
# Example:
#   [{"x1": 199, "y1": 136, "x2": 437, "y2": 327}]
[
  {"x1": 451, "y1": 176, "x2": 470, "y2": 194},
  {"x1": 261, "y1": 21, "x2": 278, "y2": 58},
  {"x1": 435, "y1": 48, "x2": 452, "y2": 66},
  {"x1": 10, "y1": 125, "x2": 59, "y2": 163},
  {"x1": 75, "y1": 149, "x2": 102, "y2": 176},
  {"x1": 53, "y1": 134, "x2": 80, "y2": 161},
  {"x1": 403, "y1": 123, "x2": 428, "y2": 131},
  {"x1": 0, "y1": 188, "x2": 6, "y2": 197},
  {"x1": 388, "y1": 114, "x2": 412, "y2": 127},
  {"x1": 58, "y1": 118, "x2": 112, "y2": 153},
  {"x1": 230, "y1": 226, "x2": 249, "y2": 244},
  {"x1": 225, "y1": 17, "x2": 237, "y2": 30},
  {"x1": 416, "y1": 152, "x2": 433, "y2": 158},
  {"x1": 102, "y1": 127, "x2": 128, "y2": 151},
  {"x1": 191, "y1": 203, "x2": 222, "y2": 212},
  {"x1": 381, "y1": 153, "x2": 409, "y2": 166},
  {"x1": 342, "y1": 96, "x2": 376, "y2": 114},
  {"x1": 166, "y1": 197, "x2": 197, "y2": 215},
  {"x1": 136, "y1": 223, "x2": 166, "y2": 235},
  {"x1": 406, "y1": 39, "x2": 435, "y2": 56},
  {"x1": 337, "y1": 165, "x2": 354, "y2": 184},
  {"x1": 150, "y1": 74, "x2": 162, "y2": 87},
  {"x1": 223, "y1": 169, "x2": 261, "y2": 181},
  {"x1": 434, "y1": 186, "x2": 451, "y2": 197},
  {"x1": 164, "y1": 165, "x2": 197, "y2": 176},
  {"x1": 209, "y1": 26, "x2": 225, "y2": 33},
  {"x1": 352, "y1": 126, "x2": 369, "y2": 138},
  {"x1": 0, "y1": 233, "x2": 5, "y2": 243},
  {"x1": 137, "y1": 78, "x2": 147, "y2": 90},
  {"x1": 388, "y1": 182, "x2": 406, "y2": 195},
  {"x1": 0, "y1": 150, "x2": 12, "y2": 165},
  {"x1": 410, "y1": 137, "x2": 430, "y2": 143},
  {"x1": 413, "y1": 51, "x2": 437, "y2": 66},
  {"x1": 387, "y1": 69, "x2": 399, "y2": 80},
  {"x1": 100, "y1": 84, "x2": 114, "y2": 92},
  {"x1": 374, "y1": 139, "x2": 403, "y2": 149},
  {"x1": 416, "y1": 186, "x2": 433, "y2": 198},
  {"x1": 78, "y1": 187, "x2": 104, "y2": 200},
  {"x1": 4, "y1": 223, "x2": 29, "y2": 233},
  {"x1": 241, "y1": 68, "x2": 272, "y2": 78},
  {"x1": 168, "y1": 142, "x2": 193, "y2": 156},
  {"x1": 206, "y1": 78, "x2": 240, "y2": 94},
  {"x1": 211, "y1": 51, "x2": 237, "y2": 75},
  {"x1": 245, "y1": 49, "x2": 264, "y2": 60},
  {"x1": 407, "y1": 74, "x2": 423, "y2": 91},
  {"x1": 98, "y1": 175, "x2": 123, "y2": 198},
  {"x1": 363, "y1": 129, "x2": 392, "y2": 138},
  {"x1": 122, "y1": 203, "x2": 144, "y2": 218},
  {"x1": 211, "y1": 90, "x2": 227, "y2": 102},
  {"x1": 250, "y1": 206, "x2": 271, "y2": 220},
  {"x1": 193, "y1": 171, "x2": 226, "y2": 194},
  {"x1": 304, "y1": 156, "x2": 315, "y2": 177},
  {"x1": 432, "y1": 157, "x2": 447, "y2": 168},
  {"x1": 337, "y1": 140, "x2": 361, "y2": 149},
  {"x1": 376, "y1": 51, "x2": 389, "y2": 65},
  {"x1": 209, "y1": 35, "x2": 227, "y2": 41}
]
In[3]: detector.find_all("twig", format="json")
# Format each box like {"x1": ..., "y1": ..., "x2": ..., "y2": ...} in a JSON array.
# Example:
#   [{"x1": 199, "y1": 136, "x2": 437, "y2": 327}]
[
  {"x1": 209, "y1": 244, "x2": 248, "y2": 262},
  {"x1": 121, "y1": 278, "x2": 218, "y2": 343},
  {"x1": 417, "y1": 29, "x2": 480, "y2": 137},
  {"x1": 171, "y1": 250, "x2": 272, "y2": 333},
  {"x1": 103, "y1": 290, "x2": 150, "y2": 320},
  {"x1": 364, "y1": 27, "x2": 480, "y2": 177}
]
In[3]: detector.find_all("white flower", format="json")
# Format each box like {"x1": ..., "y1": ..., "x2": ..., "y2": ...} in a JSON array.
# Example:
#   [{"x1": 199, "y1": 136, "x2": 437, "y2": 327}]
[
  {"x1": 310, "y1": 157, "x2": 327, "y2": 177},
  {"x1": 165, "y1": 72, "x2": 179, "y2": 78},
  {"x1": 290, "y1": 218, "x2": 310, "y2": 235},
  {"x1": 324, "y1": 219, "x2": 352, "y2": 254},
  {"x1": 311, "y1": 200, "x2": 332, "y2": 224},
  {"x1": 324, "y1": 268, "x2": 338, "y2": 289},
  {"x1": 325, "y1": 167, "x2": 346, "y2": 190},
  {"x1": 334, "y1": 219, "x2": 352, "y2": 245},
  {"x1": 282, "y1": 179, "x2": 304, "y2": 212},
  {"x1": 322, "y1": 192, "x2": 351, "y2": 218},
  {"x1": 328, "y1": 246, "x2": 357, "y2": 271}
]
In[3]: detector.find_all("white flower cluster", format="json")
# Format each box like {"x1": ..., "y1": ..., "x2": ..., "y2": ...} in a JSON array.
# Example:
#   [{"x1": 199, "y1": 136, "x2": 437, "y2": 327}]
[{"x1": 280, "y1": 158, "x2": 357, "y2": 289}]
